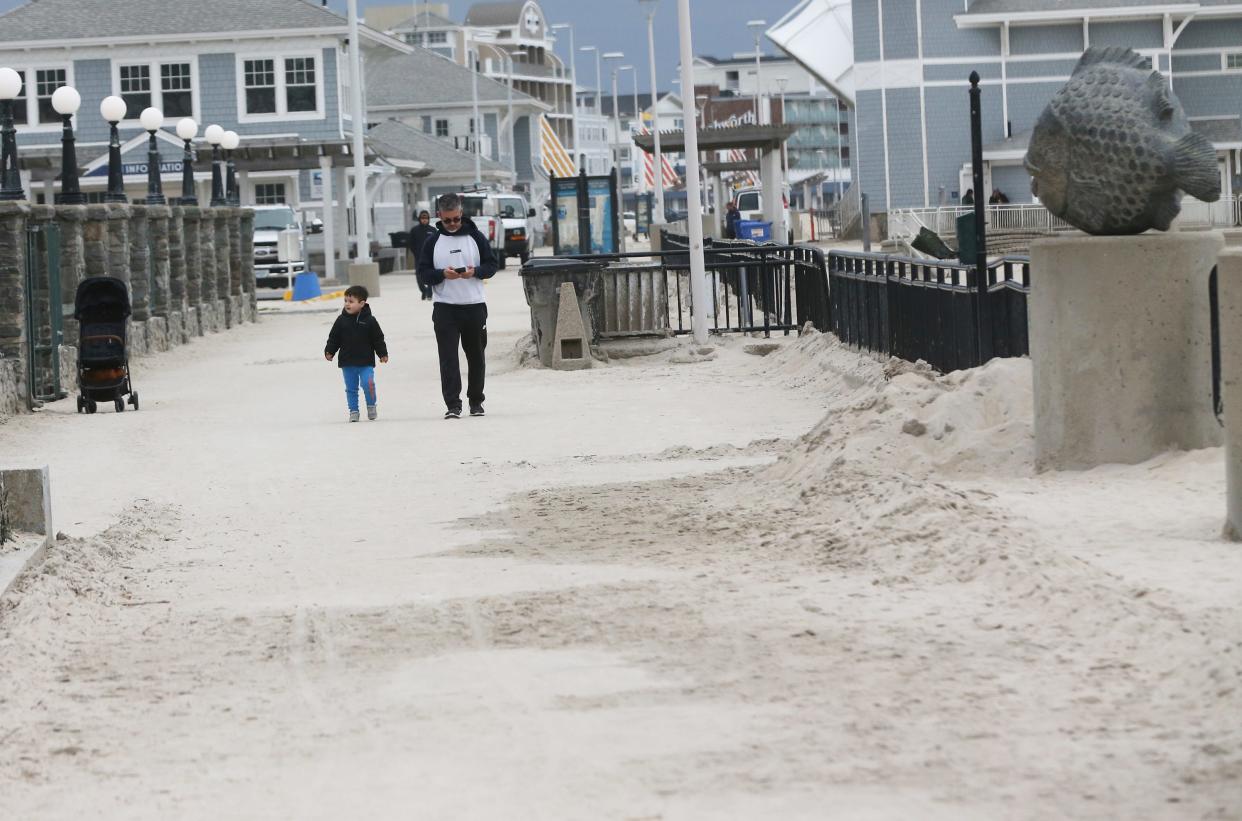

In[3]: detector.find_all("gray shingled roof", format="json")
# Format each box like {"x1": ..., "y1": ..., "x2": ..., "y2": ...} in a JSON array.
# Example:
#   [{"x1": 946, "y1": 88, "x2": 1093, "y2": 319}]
[
  {"x1": 368, "y1": 119, "x2": 508, "y2": 175},
  {"x1": 0, "y1": 0, "x2": 347, "y2": 42},
  {"x1": 392, "y1": 10, "x2": 458, "y2": 29},
  {"x1": 464, "y1": 2, "x2": 527, "y2": 26},
  {"x1": 965, "y1": 0, "x2": 1235, "y2": 14},
  {"x1": 367, "y1": 47, "x2": 538, "y2": 108}
]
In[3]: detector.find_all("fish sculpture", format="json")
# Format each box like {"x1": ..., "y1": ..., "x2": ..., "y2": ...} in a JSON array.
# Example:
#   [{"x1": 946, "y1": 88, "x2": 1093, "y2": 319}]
[{"x1": 1024, "y1": 46, "x2": 1220, "y2": 235}]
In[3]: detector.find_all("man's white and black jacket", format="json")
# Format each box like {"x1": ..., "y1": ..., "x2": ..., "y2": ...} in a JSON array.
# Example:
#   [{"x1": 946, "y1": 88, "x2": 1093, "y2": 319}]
[{"x1": 415, "y1": 217, "x2": 499, "y2": 305}]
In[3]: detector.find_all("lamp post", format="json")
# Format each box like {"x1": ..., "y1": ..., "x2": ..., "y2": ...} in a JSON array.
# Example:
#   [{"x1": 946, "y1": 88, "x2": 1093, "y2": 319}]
[
  {"x1": 176, "y1": 118, "x2": 198, "y2": 205},
  {"x1": 347, "y1": 0, "x2": 370, "y2": 260},
  {"x1": 140, "y1": 107, "x2": 165, "y2": 205},
  {"x1": 100, "y1": 95, "x2": 127, "y2": 203},
  {"x1": 550, "y1": 23, "x2": 580, "y2": 171},
  {"x1": 639, "y1": 0, "x2": 665, "y2": 224},
  {"x1": 746, "y1": 19, "x2": 767, "y2": 125},
  {"x1": 774, "y1": 76, "x2": 789, "y2": 185},
  {"x1": 603, "y1": 51, "x2": 625, "y2": 232},
  {"x1": 51, "y1": 86, "x2": 84, "y2": 205},
  {"x1": 222, "y1": 130, "x2": 240, "y2": 205},
  {"x1": 676, "y1": 0, "x2": 708, "y2": 344},
  {"x1": 205, "y1": 124, "x2": 225, "y2": 207},
  {"x1": 620, "y1": 65, "x2": 638, "y2": 190},
  {"x1": 468, "y1": 47, "x2": 482, "y2": 187},
  {"x1": 579, "y1": 45, "x2": 602, "y2": 122},
  {"x1": 0, "y1": 67, "x2": 24, "y2": 201}
]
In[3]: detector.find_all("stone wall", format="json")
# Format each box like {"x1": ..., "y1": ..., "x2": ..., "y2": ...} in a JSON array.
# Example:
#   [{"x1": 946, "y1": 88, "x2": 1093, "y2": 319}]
[{"x1": 1, "y1": 202, "x2": 256, "y2": 416}]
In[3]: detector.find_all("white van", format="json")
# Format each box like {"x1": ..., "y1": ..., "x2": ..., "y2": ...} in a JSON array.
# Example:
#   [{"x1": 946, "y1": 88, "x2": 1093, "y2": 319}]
[
  {"x1": 461, "y1": 191, "x2": 537, "y2": 267},
  {"x1": 733, "y1": 186, "x2": 792, "y2": 243}
]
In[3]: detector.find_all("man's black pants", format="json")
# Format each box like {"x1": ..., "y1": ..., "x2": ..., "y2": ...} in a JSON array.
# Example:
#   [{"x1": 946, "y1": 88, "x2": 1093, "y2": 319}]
[{"x1": 433, "y1": 302, "x2": 487, "y2": 410}]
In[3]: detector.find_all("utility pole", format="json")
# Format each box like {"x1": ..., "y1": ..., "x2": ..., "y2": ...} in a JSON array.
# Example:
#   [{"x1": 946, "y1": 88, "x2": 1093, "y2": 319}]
[
  {"x1": 677, "y1": 0, "x2": 708, "y2": 344},
  {"x1": 641, "y1": 0, "x2": 666, "y2": 225},
  {"x1": 347, "y1": 0, "x2": 369, "y2": 260}
]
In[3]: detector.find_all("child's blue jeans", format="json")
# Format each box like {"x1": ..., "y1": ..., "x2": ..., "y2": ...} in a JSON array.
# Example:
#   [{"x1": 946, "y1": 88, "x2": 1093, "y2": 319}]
[{"x1": 341, "y1": 366, "x2": 377, "y2": 412}]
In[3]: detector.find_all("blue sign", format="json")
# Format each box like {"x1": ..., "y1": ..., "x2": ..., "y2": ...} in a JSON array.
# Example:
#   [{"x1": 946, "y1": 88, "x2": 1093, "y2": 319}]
[{"x1": 86, "y1": 159, "x2": 185, "y2": 177}]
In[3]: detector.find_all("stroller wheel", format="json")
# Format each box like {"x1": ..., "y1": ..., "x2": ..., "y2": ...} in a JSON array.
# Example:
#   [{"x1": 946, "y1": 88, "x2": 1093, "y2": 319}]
[
  {"x1": 114, "y1": 398, "x2": 125, "y2": 413},
  {"x1": 128, "y1": 392, "x2": 139, "y2": 410},
  {"x1": 76, "y1": 396, "x2": 85, "y2": 413},
  {"x1": 86, "y1": 399, "x2": 97, "y2": 414}
]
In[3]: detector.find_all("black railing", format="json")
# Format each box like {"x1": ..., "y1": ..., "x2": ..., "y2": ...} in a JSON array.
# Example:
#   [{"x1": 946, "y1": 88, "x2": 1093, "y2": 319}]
[{"x1": 827, "y1": 250, "x2": 1030, "y2": 373}]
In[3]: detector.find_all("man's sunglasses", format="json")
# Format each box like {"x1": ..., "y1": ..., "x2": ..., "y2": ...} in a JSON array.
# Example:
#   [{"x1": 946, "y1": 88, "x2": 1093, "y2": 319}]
[{"x1": 441, "y1": 216, "x2": 462, "y2": 225}]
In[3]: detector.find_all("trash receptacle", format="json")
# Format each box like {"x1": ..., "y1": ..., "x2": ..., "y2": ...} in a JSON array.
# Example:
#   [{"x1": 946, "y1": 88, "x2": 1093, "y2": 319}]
[
  {"x1": 388, "y1": 231, "x2": 409, "y2": 249},
  {"x1": 956, "y1": 212, "x2": 977, "y2": 265},
  {"x1": 519, "y1": 258, "x2": 604, "y2": 367},
  {"x1": 736, "y1": 220, "x2": 772, "y2": 242}
]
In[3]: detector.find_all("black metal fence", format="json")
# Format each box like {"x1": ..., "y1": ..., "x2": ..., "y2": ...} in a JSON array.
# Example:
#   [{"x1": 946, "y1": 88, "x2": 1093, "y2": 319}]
[{"x1": 826, "y1": 250, "x2": 1030, "y2": 373}]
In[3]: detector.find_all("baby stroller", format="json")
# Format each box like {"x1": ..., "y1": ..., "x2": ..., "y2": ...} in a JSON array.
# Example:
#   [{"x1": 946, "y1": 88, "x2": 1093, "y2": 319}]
[{"x1": 73, "y1": 277, "x2": 139, "y2": 414}]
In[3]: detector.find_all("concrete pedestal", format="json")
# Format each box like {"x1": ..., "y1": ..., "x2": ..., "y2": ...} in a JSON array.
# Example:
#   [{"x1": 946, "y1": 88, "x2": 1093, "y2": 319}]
[
  {"x1": 519, "y1": 259, "x2": 603, "y2": 368},
  {"x1": 1029, "y1": 232, "x2": 1224, "y2": 471},
  {"x1": 349, "y1": 262, "x2": 381, "y2": 298},
  {"x1": 1217, "y1": 249, "x2": 1242, "y2": 539}
]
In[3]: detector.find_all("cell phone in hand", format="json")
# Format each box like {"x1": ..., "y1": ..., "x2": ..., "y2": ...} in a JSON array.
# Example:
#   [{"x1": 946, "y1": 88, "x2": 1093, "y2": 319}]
[{"x1": 453, "y1": 267, "x2": 467, "y2": 273}]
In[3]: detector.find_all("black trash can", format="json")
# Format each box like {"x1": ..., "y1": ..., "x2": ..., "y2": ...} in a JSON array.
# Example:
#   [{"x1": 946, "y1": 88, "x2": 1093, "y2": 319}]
[
  {"x1": 519, "y1": 258, "x2": 604, "y2": 367},
  {"x1": 389, "y1": 230, "x2": 409, "y2": 249}
]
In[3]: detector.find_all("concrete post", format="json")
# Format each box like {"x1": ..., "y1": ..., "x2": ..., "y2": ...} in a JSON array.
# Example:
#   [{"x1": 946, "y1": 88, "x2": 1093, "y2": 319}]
[
  {"x1": 198, "y1": 207, "x2": 216, "y2": 332},
  {"x1": 0, "y1": 202, "x2": 30, "y2": 407},
  {"x1": 1029, "y1": 232, "x2": 1225, "y2": 471},
  {"x1": 54, "y1": 205, "x2": 87, "y2": 346},
  {"x1": 333, "y1": 164, "x2": 349, "y2": 266},
  {"x1": 215, "y1": 211, "x2": 230, "y2": 327},
  {"x1": 168, "y1": 206, "x2": 186, "y2": 345},
  {"x1": 128, "y1": 205, "x2": 151, "y2": 321},
  {"x1": 1218, "y1": 249, "x2": 1242, "y2": 540},
  {"x1": 761, "y1": 147, "x2": 783, "y2": 240},
  {"x1": 240, "y1": 209, "x2": 256, "y2": 322},
  {"x1": 320, "y1": 155, "x2": 336, "y2": 280}
]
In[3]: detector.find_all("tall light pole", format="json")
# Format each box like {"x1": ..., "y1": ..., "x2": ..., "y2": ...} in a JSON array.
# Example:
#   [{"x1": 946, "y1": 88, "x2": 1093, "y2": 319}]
[
  {"x1": 551, "y1": 23, "x2": 580, "y2": 171},
  {"x1": 775, "y1": 75, "x2": 789, "y2": 185},
  {"x1": 746, "y1": 19, "x2": 767, "y2": 125},
  {"x1": 677, "y1": 0, "x2": 708, "y2": 344},
  {"x1": 620, "y1": 64, "x2": 638, "y2": 191},
  {"x1": 469, "y1": 47, "x2": 482, "y2": 186},
  {"x1": 639, "y1": 0, "x2": 665, "y2": 225},
  {"x1": 604, "y1": 51, "x2": 625, "y2": 249},
  {"x1": 347, "y1": 0, "x2": 370, "y2": 261},
  {"x1": 580, "y1": 45, "x2": 602, "y2": 122}
]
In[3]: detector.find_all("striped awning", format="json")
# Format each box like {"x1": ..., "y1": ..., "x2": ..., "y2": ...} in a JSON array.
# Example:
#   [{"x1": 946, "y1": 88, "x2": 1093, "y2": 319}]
[{"x1": 540, "y1": 116, "x2": 576, "y2": 178}]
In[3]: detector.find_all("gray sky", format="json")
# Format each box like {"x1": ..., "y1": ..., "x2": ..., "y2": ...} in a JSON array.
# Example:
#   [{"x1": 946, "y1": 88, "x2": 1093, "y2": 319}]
[{"x1": 0, "y1": 0, "x2": 786, "y2": 94}]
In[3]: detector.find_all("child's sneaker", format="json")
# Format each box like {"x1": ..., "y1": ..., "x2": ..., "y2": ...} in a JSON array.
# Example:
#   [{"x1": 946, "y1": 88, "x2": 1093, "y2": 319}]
[
  {"x1": 367, "y1": 405, "x2": 378, "y2": 421},
  {"x1": 349, "y1": 410, "x2": 360, "y2": 423}
]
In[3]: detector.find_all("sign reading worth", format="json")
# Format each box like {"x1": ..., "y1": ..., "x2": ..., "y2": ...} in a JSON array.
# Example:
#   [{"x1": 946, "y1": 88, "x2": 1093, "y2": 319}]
[{"x1": 86, "y1": 160, "x2": 185, "y2": 177}]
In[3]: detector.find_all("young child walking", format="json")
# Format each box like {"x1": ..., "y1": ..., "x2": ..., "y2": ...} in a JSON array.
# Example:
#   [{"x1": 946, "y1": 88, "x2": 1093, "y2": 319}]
[{"x1": 325, "y1": 285, "x2": 388, "y2": 422}]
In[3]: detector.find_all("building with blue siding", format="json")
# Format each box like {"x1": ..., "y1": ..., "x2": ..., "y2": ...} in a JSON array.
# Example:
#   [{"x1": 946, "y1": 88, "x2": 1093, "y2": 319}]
[{"x1": 850, "y1": 0, "x2": 1242, "y2": 215}]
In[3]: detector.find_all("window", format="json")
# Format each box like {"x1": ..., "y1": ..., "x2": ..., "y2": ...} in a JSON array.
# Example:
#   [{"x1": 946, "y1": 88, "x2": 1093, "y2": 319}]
[
  {"x1": 254, "y1": 183, "x2": 287, "y2": 205},
  {"x1": 161, "y1": 63, "x2": 193, "y2": 117},
  {"x1": 119, "y1": 64, "x2": 151, "y2": 113},
  {"x1": 725, "y1": 70, "x2": 739, "y2": 91},
  {"x1": 285, "y1": 57, "x2": 316, "y2": 112},
  {"x1": 404, "y1": 32, "x2": 424, "y2": 46},
  {"x1": 1228, "y1": 53, "x2": 1242, "y2": 70},
  {"x1": 244, "y1": 59, "x2": 277, "y2": 114},
  {"x1": 435, "y1": 118, "x2": 449, "y2": 137},
  {"x1": 240, "y1": 55, "x2": 319, "y2": 119},
  {"x1": 35, "y1": 68, "x2": 66, "y2": 124},
  {"x1": 428, "y1": 32, "x2": 448, "y2": 45}
]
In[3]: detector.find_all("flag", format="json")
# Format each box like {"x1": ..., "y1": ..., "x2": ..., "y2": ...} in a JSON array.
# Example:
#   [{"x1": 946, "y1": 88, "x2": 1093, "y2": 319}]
[
  {"x1": 640, "y1": 126, "x2": 680, "y2": 189},
  {"x1": 540, "y1": 115, "x2": 576, "y2": 178}
]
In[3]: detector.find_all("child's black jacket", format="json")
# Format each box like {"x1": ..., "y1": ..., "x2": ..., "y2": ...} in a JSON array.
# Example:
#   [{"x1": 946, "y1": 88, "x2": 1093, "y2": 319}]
[{"x1": 325, "y1": 304, "x2": 388, "y2": 368}]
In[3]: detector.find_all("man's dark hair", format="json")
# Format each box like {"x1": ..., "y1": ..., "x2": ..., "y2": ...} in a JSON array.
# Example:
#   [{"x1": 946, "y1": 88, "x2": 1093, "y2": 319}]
[
  {"x1": 437, "y1": 192, "x2": 462, "y2": 213},
  {"x1": 344, "y1": 285, "x2": 369, "y2": 301}
]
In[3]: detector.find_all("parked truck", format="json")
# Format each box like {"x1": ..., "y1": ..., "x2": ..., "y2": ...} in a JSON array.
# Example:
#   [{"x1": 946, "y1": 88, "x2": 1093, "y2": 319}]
[{"x1": 252, "y1": 205, "x2": 306, "y2": 299}]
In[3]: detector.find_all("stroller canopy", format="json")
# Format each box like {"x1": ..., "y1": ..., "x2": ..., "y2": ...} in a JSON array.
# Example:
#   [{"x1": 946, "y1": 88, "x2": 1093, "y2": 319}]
[{"x1": 74, "y1": 277, "x2": 131, "y2": 323}]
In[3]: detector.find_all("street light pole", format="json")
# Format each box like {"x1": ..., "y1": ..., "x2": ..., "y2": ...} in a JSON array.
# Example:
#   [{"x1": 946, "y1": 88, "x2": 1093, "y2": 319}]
[
  {"x1": 676, "y1": 0, "x2": 708, "y2": 344},
  {"x1": 347, "y1": 0, "x2": 370, "y2": 261},
  {"x1": 580, "y1": 46, "x2": 602, "y2": 124},
  {"x1": 551, "y1": 23, "x2": 580, "y2": 171},
  {"x1": 620, "y1": 65, "x2": 639, "y2": 191},
  {"x1": 775, "y1": 76, "x2": 789, "y2": 183},
  {"x1": 51, "y1": 86, "x2": 84, "y2": 205},
  {"x1": 470, "y1": 47, "x2": 482, "y2": 186},
  {"x1": 639, "y1": 0, "x2": 665, "y2": 225},
  {"x1": 746, "y1": 19, "x2": 767, "y2": 125}
]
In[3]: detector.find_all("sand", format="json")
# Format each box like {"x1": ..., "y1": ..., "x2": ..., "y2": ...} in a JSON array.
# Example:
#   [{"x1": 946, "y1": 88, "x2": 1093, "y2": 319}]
[{"x1": 0, "y1": 271, "x2": 1239, "y2": 819}]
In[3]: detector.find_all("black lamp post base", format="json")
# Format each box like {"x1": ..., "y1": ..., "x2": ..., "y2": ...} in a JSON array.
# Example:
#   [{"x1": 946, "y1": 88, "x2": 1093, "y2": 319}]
[
  {"x1": 0, "y1": 190, "x2": 25, "y2": 201},
  {"x1": 54, "y1": 193, "x2": 87, "y2": 205},
  {"x1": 146, "y1": 195, "x2": 167, "y2": 205}
]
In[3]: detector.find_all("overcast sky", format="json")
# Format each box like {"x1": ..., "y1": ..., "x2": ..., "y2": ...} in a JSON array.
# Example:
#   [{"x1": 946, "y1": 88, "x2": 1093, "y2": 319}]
[{"x1": 0, "y1": 0, "x2": 786, "y2": 94}]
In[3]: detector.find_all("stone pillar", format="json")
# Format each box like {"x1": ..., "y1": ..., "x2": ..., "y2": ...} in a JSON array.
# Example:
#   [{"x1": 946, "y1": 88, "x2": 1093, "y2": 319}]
[
  {"x1": 27, "y1": 205, "x2": 57, "y2": 399},
  {"x1": 146, "y1": 205, "x2": 171, "y2": 352},
  {"x1": 168, "y1": 206, "x2": 186, "y2": 345},
  {"x1": 128, "y1": 204, "x2": 150, "y2": 321},
  {"x1": 182, "y1": 207, "x2": 203, "y2": 338},
  {"x1": 228, "y1": 208, "x2": 243, "y2": 325},
  {"x1": 106, "y1": 203, "x2": 130, "y2": 283},
  {"x1": 54, "y1": 205, "x2": 87, "y2": 346},
  {"x1": 84, "y1": 204, "x2": 110, "y2": 280},
  {"x1": 240, "y1": 209, "x2": 256, "y2": 322},
  {"x1": 215, "y1": 211, "x2": 231, "y2": 327},
  {"x1": 1029, "y1": 232, "x2": 1224, "y2": 471},
  {"x1": 0, "y1": 202, "x2": 30, "y2": 406},
  {"x1": 198, "y1": 207, "x2": 216, "y2": 332}
]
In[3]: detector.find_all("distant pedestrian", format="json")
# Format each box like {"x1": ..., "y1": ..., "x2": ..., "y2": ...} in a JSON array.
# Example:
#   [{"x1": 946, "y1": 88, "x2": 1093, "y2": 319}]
[
  {"x1": 408, "y1": 210, "x2": 436, "y2": 301},
  {"x1": 416, "y1": 192, "x2": 498, "y2": 420},
  {"x1": 989, "y1": 188, "x2": 1010, "y2": 204},
  {"x1": 725, "y1": 202, "x2": 741, "y2": 239},
  {"x1": 324, "y1": 285, "x2": 388, "y2": 423},
  {"x1": 962, "y1": 188, "x2": 975, "y2": 205}
]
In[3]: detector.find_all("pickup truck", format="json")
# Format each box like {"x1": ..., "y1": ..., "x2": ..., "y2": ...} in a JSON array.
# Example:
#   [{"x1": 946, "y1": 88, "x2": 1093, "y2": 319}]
[{"x1": 252, "y1": 204, "x2": 306, "y2": 299}]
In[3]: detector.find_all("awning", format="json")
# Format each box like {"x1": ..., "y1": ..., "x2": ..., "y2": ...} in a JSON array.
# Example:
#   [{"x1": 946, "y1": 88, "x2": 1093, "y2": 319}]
[{"x1": 632, "y1": 124, "x2": 798, "y2": 154}]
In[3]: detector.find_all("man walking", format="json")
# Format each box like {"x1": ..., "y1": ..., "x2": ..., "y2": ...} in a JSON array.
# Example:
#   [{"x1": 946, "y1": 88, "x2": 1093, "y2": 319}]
[{"x1": 417, "y1": 192, "x2": 499, "y2": 419}]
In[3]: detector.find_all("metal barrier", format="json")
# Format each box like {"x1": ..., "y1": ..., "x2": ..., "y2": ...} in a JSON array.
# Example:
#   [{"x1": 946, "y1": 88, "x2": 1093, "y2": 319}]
[
  {"x1": 827, "y1": 250, "x2": 1030, "y2": 373},
  {"x1": 23, "y1": 221, "x2": 65, "y2": 406}
]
